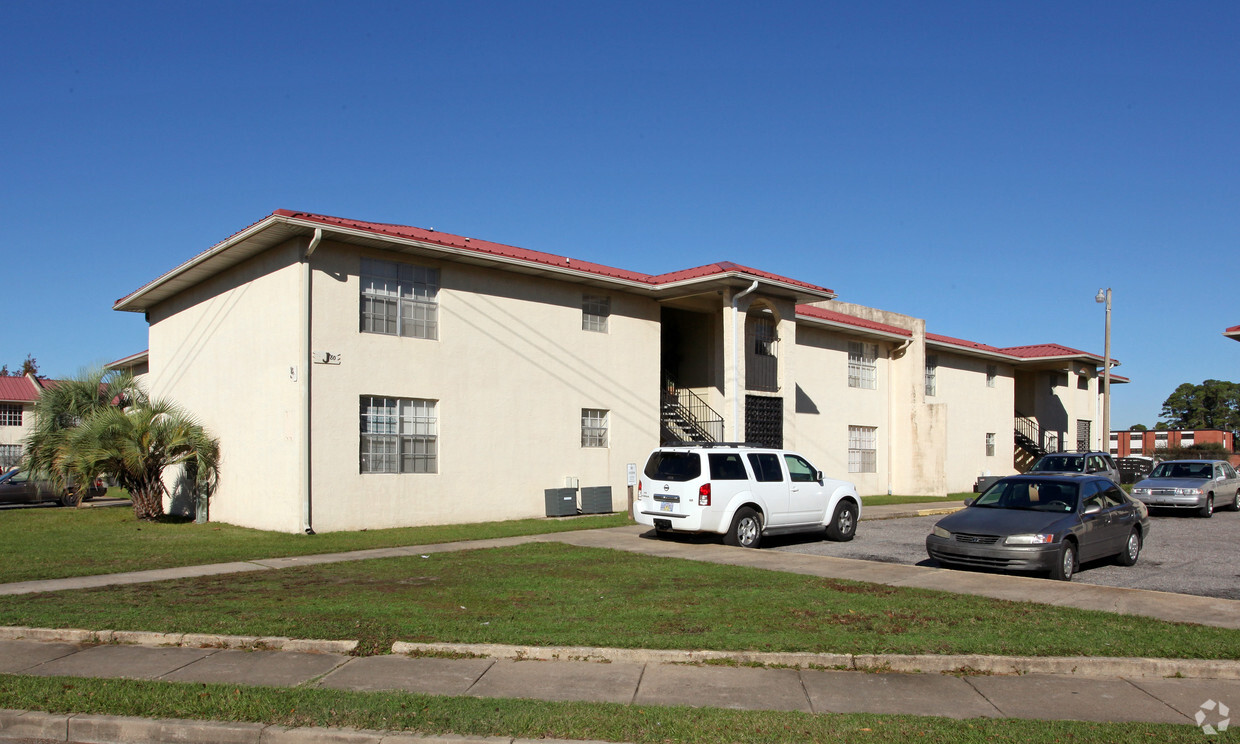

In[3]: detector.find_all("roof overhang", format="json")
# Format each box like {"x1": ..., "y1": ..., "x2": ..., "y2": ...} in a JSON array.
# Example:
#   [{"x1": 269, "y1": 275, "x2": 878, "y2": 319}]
[
  {"x1": 115, "y1": 212, "x2": 835, "y2": 314},
  {"x1": 1225, "y1": 325, "x2": 1240, "y2": 342}
]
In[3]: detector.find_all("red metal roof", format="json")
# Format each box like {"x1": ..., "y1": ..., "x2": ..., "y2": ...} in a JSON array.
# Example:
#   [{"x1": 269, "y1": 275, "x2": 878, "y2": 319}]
[
  {"x1": 998, "y1": 343, "x2": 1103, "y2": 360},
  {"x1": 926, "y1": 332, "x2": 1005, "y2": 354},
  {"x1": 0, "y1": 376, "x2": 40, "y2": 402},
  {"x1": 271, "y1": 211, "x2": 834, "y2": 294},
  {"x1": 796, "y1": 305, "x2": 912, "y2": 337},
  {"x1": 1226, "y1": 324, "x2": 1240, "y2": 333}
]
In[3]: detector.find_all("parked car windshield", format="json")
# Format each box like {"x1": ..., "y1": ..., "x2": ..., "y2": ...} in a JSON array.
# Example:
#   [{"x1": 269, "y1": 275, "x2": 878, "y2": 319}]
[
  {"x1": 1149, "y1": 462, "x2": 1212, "y2": 479},
  {"x1": 0, "y1": 469, "x2": 16, "y2": 485},
  {"x1": 1030, "y1": 455, "x2": 1084, "y2": 473},
  {"x1": 973, "y1": 479, "x2": 1079, "y2": 512},
  {"x1": 644, "y1": 452, "x2": 702, "y2": 482}
]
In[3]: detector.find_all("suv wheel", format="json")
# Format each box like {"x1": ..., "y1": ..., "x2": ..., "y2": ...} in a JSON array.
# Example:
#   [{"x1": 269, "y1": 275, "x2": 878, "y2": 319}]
[
  {"x1": 825, "y1": 500, "x2": 858, "y2": 542},
  {"x1": 725, "y1": 507, "x2": 762, "y2": 549}
]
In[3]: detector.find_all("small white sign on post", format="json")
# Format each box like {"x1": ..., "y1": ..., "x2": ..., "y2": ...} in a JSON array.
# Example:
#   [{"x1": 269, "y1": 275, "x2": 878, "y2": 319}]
[{"x1": 626, "y1": 463, "x2": 638, "y2": 487}]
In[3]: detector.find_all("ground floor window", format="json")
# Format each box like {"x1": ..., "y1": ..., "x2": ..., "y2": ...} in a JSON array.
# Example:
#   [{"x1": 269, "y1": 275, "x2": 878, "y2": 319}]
[
  {"x1": 848, "y1": 425, "x2": 877, "y2": 473},
  {"x1": 0, "y1": 444, "x2": 20, "y2": 470},
  {"x1": 581, "y1": 408, "x2": 609, "y2": 447},
  {"x1": 986, "y1": 432, "x2": 996, "y2": 457},
  {"x1": 360, "y1": 396, "x2": 437, "y2": 473}
]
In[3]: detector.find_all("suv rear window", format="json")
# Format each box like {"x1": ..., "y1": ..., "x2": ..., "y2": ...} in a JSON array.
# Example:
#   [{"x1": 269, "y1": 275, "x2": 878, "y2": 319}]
[{"x1": 644, "y1": 452, "x2": 701, "y2": 482}]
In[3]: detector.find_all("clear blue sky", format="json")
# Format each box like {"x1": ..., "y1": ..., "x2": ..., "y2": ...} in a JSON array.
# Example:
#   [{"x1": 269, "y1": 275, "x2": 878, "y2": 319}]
[{"x1": 2, "y1": 1, "x2": 1236, "y2": 428}]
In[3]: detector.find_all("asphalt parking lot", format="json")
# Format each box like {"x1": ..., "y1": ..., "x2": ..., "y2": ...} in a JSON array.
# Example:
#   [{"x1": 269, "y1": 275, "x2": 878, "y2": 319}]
[{"x1": 769, "y1": 506, "x2": 1240, "y2": 600}]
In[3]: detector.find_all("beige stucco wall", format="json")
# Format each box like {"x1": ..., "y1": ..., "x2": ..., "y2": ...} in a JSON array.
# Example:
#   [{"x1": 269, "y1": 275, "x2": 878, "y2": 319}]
[
  {"x1": 928, "y1": 352, "x2": 1017, "y2": 491},
  {"x1": 146, "y1": 240, "x2": 305, "y2": 532},
  {"x1": 303, "y1": 242, "x2": 661, "y2": 532}
]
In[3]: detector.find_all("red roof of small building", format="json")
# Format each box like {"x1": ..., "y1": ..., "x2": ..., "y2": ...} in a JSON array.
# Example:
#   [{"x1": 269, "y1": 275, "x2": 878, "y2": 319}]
[
  {"x1": 926, "y1": 332, "x2": 1005, "y2": 354},
  {"x1": 0, "y1": 376, "x2": 41, "y2": 402}
]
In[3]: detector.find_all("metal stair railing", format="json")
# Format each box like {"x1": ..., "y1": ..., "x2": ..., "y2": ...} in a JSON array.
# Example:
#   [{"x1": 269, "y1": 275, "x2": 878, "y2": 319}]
[{"x1": 661, "y1": 371, "x2": 724, "y2": 444}]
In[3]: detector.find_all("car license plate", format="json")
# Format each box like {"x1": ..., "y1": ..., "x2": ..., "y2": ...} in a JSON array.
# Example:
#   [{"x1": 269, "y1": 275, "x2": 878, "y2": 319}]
[{"x1": 659, "y1": 502, "x2": 674, "y2": 513}]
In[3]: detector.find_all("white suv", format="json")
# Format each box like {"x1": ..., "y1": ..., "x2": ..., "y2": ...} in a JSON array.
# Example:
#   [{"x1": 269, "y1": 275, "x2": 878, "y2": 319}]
[{"x1": 633, "y1": 443, "x2": 862, "y2": 548}]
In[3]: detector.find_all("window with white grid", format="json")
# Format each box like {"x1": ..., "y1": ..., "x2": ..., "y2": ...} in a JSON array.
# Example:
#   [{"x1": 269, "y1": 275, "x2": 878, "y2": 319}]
[
  {"x1": 581, "y1": 408, "x2": 609, "y2": 447},
  {"x1": 0, "y1": 444, "x2": 20, "y2": 469},
  {"x1": 848, "y1": 425, "x2": 877, "y2": 473},
  {"x1": 847, "y1": 342, "x2": 877, "y2": 389},
  {"x1": 924, "y1": 355, "x2": 938, "y2": 397},
  {"x1": 986, "y1": 432, "x2": 996, "y2": 457},
  {"x1": 0, "y1": 404, "x2": 20, "y2": 427},
  {"x1": 359, "y1": 396, "x2": 437, "y2": 473},
  {"x1": 360, "y1": 258, "x2": 439, "y2": 340},
  {"x1": 582, "y1": 294, "x2": 610, "y2": 333}
]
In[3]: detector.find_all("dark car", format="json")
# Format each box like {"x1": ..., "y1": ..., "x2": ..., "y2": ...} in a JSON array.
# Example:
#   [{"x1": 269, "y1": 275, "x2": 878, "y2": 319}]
[
  {"x1": 1028, "y1": 452, "x2": 1121, "y2": 484},
  {"x1": 0, "y1": 468, "x2": 105, "y2": 507},
  {"x1": 925, "y1": 474, "x2": 1149, "y2": 581}
]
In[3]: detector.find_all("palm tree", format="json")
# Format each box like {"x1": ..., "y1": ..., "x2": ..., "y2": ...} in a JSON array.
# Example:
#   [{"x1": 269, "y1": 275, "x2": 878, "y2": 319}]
[
  {"x1": 23, "y1": 368, "x2": 219, "y2": 520},
  {"x1": 66, "y1": 399, "x2": 220, "y2": 520},
  {"x1": 23, "y1": 368, "x2": 146, "y2": 501}
]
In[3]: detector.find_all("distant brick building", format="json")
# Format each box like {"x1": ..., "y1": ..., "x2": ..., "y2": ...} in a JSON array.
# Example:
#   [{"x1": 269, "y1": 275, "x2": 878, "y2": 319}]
[{"x1": 1110, "y1": 429, "x2": 1235, "y2": 457}]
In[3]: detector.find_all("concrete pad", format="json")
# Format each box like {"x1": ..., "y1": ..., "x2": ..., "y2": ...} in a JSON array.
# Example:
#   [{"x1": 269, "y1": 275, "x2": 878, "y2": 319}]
[
  {"x1": 68, "y1": 712, "x2": 264, "y2": 744},
  {"x1": 0, "y1": 639, "x2": 82, "y2": 673},
  {"x1": 800, "y1": 669, "x2": 1000, "y2": 718},
  {"x1": 318, "y1": 655, "x2": 494, "y2": 695},
  {"x1": 635, "y1": 663, "x2": 811, "y2": 712},
  {"x1": 161, "y1": 648, "x2": 348, "y2": 686},
  {"x1": 967, "y1": 674, "x2": 1188, "y2": 723},
  {"x1": 28, "y1": 643, "x2": 217, "y2": 680},
  {"x1": 468, "y1": 659, "x2": 644, "y2": 704},
  {"x1": 1126, "y1": 677, "x2": 1240, "y2": 721}
]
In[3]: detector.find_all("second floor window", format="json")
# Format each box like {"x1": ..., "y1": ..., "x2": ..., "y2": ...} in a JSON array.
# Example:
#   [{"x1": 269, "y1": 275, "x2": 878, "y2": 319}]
[
  {"x1": 361, "y1": 258, "x2": 439, "y2": 340},
  {"x1": 925, "y1": 355, "x2": 938, "y2": 397},
  {"x1": 0, "y1": 404, "x2": 21, "y2": 427},
  {"x1": 582, "y1": 294, "x2": 610, "y2": 333},
  {"x1": 848, "y1": 342, "x2": 877, "y2": 389}
]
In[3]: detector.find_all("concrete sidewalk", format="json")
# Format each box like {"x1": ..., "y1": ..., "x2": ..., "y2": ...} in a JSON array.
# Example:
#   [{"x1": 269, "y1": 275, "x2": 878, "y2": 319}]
[{"x1": 2, "y1": 635, "x2": 1238, "y2": 735}]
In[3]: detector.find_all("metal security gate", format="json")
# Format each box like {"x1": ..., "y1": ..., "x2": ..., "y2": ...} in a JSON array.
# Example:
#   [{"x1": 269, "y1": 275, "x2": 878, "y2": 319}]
[
  {"x1": 1076, "y1": 420, "x2": 1091, "y2": 452},
  {"x1": 745, "y1": 395, "x2": 783, "y2": 448}
]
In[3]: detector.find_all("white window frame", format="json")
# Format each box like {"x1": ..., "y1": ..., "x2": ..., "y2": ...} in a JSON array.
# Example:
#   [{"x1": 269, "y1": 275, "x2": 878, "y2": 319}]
[
  {"x1": 0, "y1": 443, "x2": 21, "y2": 468},
  {"x1": 581, "y1": 294, "x2": 610, "y2": 333},
  {"x1": 985, "y1": 432, "x2": 996, "y2": 457},
  {"x1": 359, "y1": 396, "x2": 438, "y2": 474},
  {"x1": 581, "y1": 408, "x2": 609, "y2": 448},
  {"x1": 847, "y1": 341, "x2": 878, "y2": 390},
  {"x1": 360, "y1": 258, "x2": 439, "y2": 340},
  {"x1": 924, "y1": 355, "x2": 938, "y2": 397},
  {"x1": 848, "y1": 425, "x2": 877, "y2": 473},
  {"x1": 0, "y1": 403, "x2": 21, "y2": 427}
]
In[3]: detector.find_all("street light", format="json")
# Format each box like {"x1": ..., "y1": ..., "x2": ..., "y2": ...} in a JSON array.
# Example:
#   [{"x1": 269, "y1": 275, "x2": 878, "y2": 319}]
[{"x1": 1095, "y1": 288, "x2": 1112, "y2": 453}]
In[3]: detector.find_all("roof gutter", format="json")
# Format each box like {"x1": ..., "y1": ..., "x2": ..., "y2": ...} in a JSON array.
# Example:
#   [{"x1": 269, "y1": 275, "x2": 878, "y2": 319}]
[
  {"x1": 301, "y1": 227, "x2": 323, "y2": 535},
  {"x1": 731, "y1": 280, "x2": 760, "y2": 439}
]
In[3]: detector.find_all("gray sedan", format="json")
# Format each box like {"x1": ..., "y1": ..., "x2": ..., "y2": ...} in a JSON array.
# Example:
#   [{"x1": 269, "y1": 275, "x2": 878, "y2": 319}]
[
  {"x1": 926, "y1": 474, "x2": 1150, "y2": 581},
  {"x1": 1130, "y1": 459, "x2": 1240, "y2": 517}
]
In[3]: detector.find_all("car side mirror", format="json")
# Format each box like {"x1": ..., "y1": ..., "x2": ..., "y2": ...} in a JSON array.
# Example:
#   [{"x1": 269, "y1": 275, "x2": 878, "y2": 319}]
[
  {"x1": 816, "y1": 470, "x2": 824, "y2": 483},
  {"x1": 1083, "y1": 503, "x2": 1102, "y2": 515},
  {"x1": 963, "y1": 497, "x2": 975, "y2": 506}
]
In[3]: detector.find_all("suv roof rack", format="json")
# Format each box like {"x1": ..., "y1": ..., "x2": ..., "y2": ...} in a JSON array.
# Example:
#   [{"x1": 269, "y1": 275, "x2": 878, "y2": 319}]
[{"x1": 662, "y1": 441, "x2": 766, "y2": 449}]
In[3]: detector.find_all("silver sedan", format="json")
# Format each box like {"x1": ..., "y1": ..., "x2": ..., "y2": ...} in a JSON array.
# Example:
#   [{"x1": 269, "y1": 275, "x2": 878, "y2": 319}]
[{"x1": 1130, "y1": 459, "x2": 1240, "y2": 517}]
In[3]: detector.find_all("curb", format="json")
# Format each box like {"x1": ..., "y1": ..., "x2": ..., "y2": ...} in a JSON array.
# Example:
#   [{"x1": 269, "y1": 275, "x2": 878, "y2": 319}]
[
  {"x1": 0, "y1": 709, "x2": 597, "y2": 744},
  {"x1": 0, "y1": 626, "x2": 357, "y2": 655},
  {"x1": 4, "y1": 625, "x2": 1237, "y2": 680}
]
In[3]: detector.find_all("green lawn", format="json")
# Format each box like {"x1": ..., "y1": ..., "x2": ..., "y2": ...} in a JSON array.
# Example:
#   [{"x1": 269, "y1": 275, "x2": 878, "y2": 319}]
[
  {"x1": 2, "y1": 541, "x2": 1236, "y2": 659},
  {"x1": 0, "y1": 506, "x2": 628, "y2": 584},
  {"x1": 0, "y1": 675, "x2": 1216, "y2": 744},
  {"x1": 861, "y1": 493, "x2": 971, "y2": 507}
]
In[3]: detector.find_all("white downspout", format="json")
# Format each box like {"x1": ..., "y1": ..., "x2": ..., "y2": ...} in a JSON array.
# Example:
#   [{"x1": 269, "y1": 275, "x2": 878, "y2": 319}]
[
  {"x1": 301, "y1": 228, "x2": 323, "y2": 535},
  {"x1": 886, "y1": 338, "x2": 911, "y2": 495},
  {"x1": 730, "y1": 280, "x2": 759, "y2": 441}
]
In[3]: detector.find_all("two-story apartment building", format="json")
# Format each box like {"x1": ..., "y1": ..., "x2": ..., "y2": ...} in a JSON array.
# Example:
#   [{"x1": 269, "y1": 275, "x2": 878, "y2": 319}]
[
  {"x1": 0, "y1": 375, "x2": 52, "y2": 470},
  {"x1": 113, "y1": 210, "x2": 1117, "y2": 533}
]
